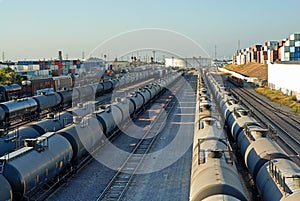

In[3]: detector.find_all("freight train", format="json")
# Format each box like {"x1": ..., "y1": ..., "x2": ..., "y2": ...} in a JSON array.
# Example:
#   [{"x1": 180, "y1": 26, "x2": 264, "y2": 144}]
[
  {"x1": 190, "y1": 73, "x2": 247, "y2": 201},
  {"x1": 0, "y1": 70, "x2": 153, "y2": 132},
  {"x1": 0, "y1": 67, "x2": 156, "y2": 101},
  {"x1": 0, "y1": 72, "x2": 183, "y2": 201},
  {"x1": 206, "y1": 71, "x2": 300, "y2": 201},
  {"x1": 0, "y1": 104, "x2": 98, "y2": 157},
  {"x1": 227, "y1": 75, "x2": 244, "y2": 87}
]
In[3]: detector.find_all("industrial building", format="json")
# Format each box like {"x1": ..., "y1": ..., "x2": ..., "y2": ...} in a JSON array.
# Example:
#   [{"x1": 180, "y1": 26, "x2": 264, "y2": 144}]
[{"x1": 268, "y1": 62, "x2": 300, "y2": 100}]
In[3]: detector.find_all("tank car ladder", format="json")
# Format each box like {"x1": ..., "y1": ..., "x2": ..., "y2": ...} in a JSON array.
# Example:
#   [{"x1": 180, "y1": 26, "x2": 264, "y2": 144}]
[{"x1": 0, "y1": 161, "x2": 4, "y2": 174}]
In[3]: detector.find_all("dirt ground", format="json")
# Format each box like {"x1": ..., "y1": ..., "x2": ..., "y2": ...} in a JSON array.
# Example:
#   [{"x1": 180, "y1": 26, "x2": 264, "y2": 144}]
[{"x1": 223, "y1": 63, "x2": 268, "y2": 80}]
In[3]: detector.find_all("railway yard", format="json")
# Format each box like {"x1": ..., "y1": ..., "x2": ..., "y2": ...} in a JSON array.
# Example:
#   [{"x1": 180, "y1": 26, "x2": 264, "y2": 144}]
[{"x1": 0, "y1": 66, "x2": 299, "y2": 201}]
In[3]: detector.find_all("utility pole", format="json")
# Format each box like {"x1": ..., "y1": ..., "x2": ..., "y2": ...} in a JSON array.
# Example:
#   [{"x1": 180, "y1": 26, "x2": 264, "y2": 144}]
[
  {"x1": 2, "y1": 52, "x2": 5, "y2": 62},
  {"x1": 152, "y1": 50, "x2": 156, "y2": 63},
  {"x1": 214, "y1": 45, "x2": 217, "y2": 60}
]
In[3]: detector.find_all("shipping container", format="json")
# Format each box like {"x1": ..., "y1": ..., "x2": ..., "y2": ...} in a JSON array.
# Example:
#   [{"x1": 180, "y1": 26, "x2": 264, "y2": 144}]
[
  {"x1": 290, "y1": 52, "x2": 295, "y2": 58},
  {"x1": 290, "y1": 33, "x2": 300, "y2": 41},
  {"x1": 290, "y1": 40, "x2": 295, "y2": 46},
  {"x1": 284, "y1": 52, "x2": 290, "y2": 60},
  {"x1": 290, "y1": 47, "x2": 295, "y2": 53},
  {"x1": 295, "y1": 41, "x2": 300, "y2": 47},
  {"x1": 284, "y1": 46, "x2": 290, "y2": 52},
  {"x1": 279, "y1": 40, "x2": 285, "y2": 47},
  {"x1": 285, "y1": 40, "x2": 290, "y2": 46}
]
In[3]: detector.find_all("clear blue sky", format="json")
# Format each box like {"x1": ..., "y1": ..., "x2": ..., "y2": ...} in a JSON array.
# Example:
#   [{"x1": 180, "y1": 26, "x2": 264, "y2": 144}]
[{"x1": 0, "y1": 0, "x2": 299, "y2": 61}]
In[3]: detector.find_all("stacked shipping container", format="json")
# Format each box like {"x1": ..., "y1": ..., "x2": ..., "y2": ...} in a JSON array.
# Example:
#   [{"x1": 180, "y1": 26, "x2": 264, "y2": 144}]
[{"x1": 233, "y1": 33, "x2": 300, "y2": 64}]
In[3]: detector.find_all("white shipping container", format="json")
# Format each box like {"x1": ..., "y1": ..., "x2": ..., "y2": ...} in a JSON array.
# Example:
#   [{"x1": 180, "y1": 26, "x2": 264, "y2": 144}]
[
  {"x1": 32, "y1": 64, "x2": 40, "y2": 70},
  {"x1": 35, "y1": 70, "x2": 50, "y2": 76},
  {"x1": 284, "y1": 52, "x2": 290, "y2": 61},
  {"x1": 280, "y1": 46, "x2": 285, "y2": 61},
  {"x1": 295, "y1": 41, "x2": 300, "y2": 47},
  {"x1": 268, "y1": 50, "x2": 271, "y2": 61},
  {"x1": 285, "y1": 40, "x2": 290, "y2": 46},
  {"x1": 290, "y1": 33, "x2": 300, "y2": 41},
  {"x1": 50, "y1": 65, "x2": 58, "y2": 70},
  {"x1": 290, "y1": 47, "x2": 295, "y2": 53}
]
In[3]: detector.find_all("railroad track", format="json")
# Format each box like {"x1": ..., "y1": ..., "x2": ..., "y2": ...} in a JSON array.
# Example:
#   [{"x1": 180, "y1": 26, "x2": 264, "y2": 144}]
[
  {"x1": 95, "y1": 76, "x2": 187, "y2": 201},
  {"x1": 31, "y1": 75, "x2": 185, "y2": 201},
  {"x1": 230, "y1": 86, "x2": 300, "y2": 162}
]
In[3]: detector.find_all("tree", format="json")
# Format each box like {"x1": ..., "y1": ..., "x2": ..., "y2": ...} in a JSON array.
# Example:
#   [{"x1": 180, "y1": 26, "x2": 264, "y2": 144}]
[{"x1": 0, "y1": 67, "x2": 24, "y2": 85}]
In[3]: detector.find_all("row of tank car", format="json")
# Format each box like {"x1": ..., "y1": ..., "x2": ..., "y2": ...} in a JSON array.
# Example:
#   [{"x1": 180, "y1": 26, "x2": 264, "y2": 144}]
[
  {"x1": 0, "y1": 102, "x2": 100, "y2": 157},
  {"x1": 190, "y1": 73, "x2": 248, "y2": 201},
  {"x1": 0, "y1": 66, "x2": 157, "y2": 102},
  {"x1": 0, "y1": 70, "x2": 153, "y2": 132},
  {"x1": 206, "y1": 71, "x2": 300, "y2": 201},
  {"x1": 0, "y1": 72, "x2": 183, "y2": 201}
]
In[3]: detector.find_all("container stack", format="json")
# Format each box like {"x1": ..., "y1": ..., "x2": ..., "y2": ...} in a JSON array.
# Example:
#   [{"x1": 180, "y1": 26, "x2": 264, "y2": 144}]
[
  {"x1": 251, "y1": 45, "x2": 262, "y2": 63},
  {"x1": 233, "y1": 32, "x2": 300, "y2": 64}
]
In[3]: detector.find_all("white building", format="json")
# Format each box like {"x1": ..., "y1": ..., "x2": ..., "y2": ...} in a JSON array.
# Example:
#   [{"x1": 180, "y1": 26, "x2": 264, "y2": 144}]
[
  {"x1": 165, "y1": 58, "x2": 186, "y2": 67},
  {"x1": 268, "y1": 62, "x2": 300, "y2": 100}
]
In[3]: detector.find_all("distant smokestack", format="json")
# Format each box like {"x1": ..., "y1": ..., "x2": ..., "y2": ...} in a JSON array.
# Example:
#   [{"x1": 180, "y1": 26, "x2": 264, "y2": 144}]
[{"x1": 58, "y1": 51, "x2": 63, "y2": 60}]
